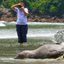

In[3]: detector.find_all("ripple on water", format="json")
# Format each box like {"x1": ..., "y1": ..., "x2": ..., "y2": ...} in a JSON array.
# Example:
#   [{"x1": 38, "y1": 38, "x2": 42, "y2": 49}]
[{"x1": 0, "y1": 57, "x2": 64, "y2": 64}]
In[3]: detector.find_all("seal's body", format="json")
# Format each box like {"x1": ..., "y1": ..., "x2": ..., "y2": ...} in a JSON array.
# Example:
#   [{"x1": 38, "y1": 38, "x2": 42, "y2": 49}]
[{"x1": 15, "y1": 43, "x2": 64, "y2": 59}]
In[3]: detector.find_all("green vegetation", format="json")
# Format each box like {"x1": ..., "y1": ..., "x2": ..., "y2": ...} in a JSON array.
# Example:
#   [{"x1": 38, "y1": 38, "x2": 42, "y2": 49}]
[{"x1": 0, "y1": 0, "x2": 64, "y2": 18}]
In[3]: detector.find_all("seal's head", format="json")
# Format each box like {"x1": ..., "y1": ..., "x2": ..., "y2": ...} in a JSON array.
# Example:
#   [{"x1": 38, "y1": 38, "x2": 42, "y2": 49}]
[{"x1": 15, "y1": 50, "x2": 34, "y2": 59}]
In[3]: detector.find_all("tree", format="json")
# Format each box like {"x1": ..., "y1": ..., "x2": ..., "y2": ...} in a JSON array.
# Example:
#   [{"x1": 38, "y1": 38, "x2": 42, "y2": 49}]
[
  {"x1": 2, "y1": 0, "x2": 22, "y2": 8},
  {"x1": 1, "y1": 0, "x2": 64, "y2": 18},
  {"x1": 0, "y1": 0, "x2": 2, "y2": 5}
]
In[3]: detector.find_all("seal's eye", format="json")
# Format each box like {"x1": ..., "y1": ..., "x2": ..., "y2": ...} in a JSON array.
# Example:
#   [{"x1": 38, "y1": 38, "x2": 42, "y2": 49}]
[{"x1": 18, "y1": 54, "x2": 25, "y2": 59}]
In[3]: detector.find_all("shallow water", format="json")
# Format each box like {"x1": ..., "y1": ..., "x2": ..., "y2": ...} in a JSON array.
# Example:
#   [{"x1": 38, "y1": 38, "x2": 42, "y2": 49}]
[
  {"x1": 0, "y1": 21, "x2": 64, "y2": 64},
  {"x1": 0, "y1": 28, "x2": 59, "y2": 39},
  {"x1": 0, "y1": 21, "x2": 64, "y2": 38},
  {"x1": 0, "y1": 57, "x2": 64, "y2": 64}
]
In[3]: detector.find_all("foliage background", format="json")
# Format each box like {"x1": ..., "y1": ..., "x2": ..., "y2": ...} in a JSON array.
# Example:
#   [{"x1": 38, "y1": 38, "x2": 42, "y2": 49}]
[{"x1": 0, "y1": 0, "x2": 64, "y2": 18}]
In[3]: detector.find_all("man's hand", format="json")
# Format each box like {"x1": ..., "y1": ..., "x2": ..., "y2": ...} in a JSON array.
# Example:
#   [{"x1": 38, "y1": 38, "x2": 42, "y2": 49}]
[
  {"x1": 18, "y1": 3, "x2": 21, "y2": 5},
  {"x1": 11, "y1": 2, "x2": 29, "y2": 16},
  {"x1": 18, "y1": 3, "x2": 24, "y2": 7}
]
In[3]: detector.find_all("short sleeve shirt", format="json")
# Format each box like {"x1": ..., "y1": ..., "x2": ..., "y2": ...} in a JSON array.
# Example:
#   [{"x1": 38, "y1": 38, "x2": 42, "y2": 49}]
[{"x1": 15, "y1": 7, "x2": 28, "y2": 25}]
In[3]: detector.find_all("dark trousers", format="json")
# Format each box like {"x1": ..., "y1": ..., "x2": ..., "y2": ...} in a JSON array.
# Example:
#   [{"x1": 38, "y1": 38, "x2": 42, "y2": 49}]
[{"x1": 16, "y1": 25, "x2": 28, "y2": 43}]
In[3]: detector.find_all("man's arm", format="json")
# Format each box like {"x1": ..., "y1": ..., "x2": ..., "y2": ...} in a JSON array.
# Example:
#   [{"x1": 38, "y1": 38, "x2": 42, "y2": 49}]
[
  {"x1": 16, "y1": 3, "x2": 29, "y2": 16},
  {"x1": 11, "y1": 3, "x2": 29, "y2": 16},
  {"x1": 11, "y1": 4, "x2": 19, "y2": 11},
  {"x1": 20, "y1": 7, "x2": 29, "y2": 16}
]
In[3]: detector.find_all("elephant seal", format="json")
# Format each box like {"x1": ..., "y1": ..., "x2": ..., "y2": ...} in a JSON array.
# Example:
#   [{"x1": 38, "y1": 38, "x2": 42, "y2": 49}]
[{"x1": 15, "y1": 42, "x2": 64, "y2": 59}]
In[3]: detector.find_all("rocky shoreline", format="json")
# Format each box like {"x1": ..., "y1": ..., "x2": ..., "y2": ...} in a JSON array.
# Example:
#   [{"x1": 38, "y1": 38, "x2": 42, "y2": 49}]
[
  {"x1": 28, "y1": 17, "x2": 64, "y2": 23},
  {"x1": 0, "y1": 7, "x2": 64, "y2": 22},
  {"x1": 0, "y1": 6, "x2": 64, "y2": 23},
  {"x1": 0, "y1": 17, "x2": 64, "y2": 23}
]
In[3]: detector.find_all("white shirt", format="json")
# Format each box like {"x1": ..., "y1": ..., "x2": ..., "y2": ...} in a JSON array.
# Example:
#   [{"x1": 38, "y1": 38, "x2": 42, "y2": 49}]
[{"x1": 15, "y1": 7, "x2": 28, "y2": 25}]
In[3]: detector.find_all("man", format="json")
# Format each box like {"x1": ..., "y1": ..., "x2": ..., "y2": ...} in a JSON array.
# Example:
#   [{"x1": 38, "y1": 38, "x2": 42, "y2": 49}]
[{"x1": 11, "y1": 2, "x2": 29, "y2": 47}]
